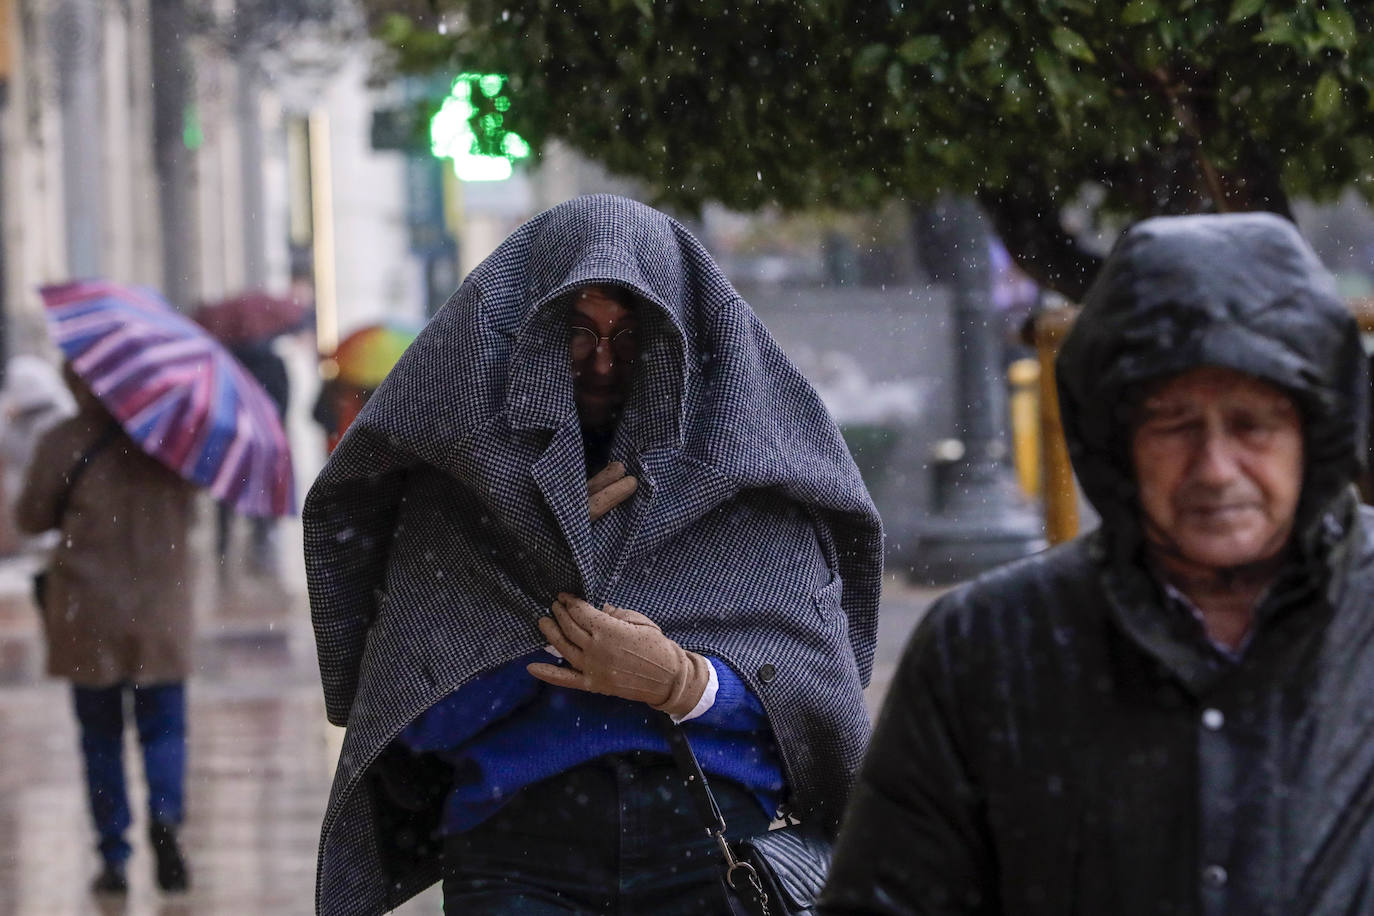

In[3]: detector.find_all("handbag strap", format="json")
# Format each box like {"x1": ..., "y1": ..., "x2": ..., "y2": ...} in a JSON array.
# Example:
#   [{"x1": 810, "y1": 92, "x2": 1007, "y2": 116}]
[
  {"x1": 654, "y1": 712, "x2": 773, "y2": 909},
  {"x1": 655, "y1": 711, "x2": 729, "y2": 835},
  {"x1": 53, "y1": 422, "x2": 121, "y2": 524}
]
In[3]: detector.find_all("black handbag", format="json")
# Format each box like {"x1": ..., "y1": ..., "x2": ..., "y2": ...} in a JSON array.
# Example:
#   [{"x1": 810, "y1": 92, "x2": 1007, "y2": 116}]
[
  {"x1": 30, "y1": 423, "x2": 121, "y2": 613},
  {"x1": 656, "y1": 713, "x2": 832, "y2": 916}
]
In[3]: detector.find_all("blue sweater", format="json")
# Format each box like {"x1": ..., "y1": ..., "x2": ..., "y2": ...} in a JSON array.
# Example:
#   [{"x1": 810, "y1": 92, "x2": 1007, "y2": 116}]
[{"x1": 399, "y1": 652, "x2": 785, "y2": 834}]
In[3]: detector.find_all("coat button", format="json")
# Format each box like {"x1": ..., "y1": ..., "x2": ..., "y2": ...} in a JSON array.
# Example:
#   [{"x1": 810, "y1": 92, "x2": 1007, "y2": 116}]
[
  {"x1": 1202, "y1": 864, "x2": 1228, "y2": 887},
  {"x1": 757, "y1": 664, "x2": 777, "y2": 684},
  {"x1": 1201, "y1": 708, "x2": 1225, "y2": 731}
]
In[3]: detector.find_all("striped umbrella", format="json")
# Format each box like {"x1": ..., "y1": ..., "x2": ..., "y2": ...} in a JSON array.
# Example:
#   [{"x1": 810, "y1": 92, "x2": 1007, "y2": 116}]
[{"x1": 39, "y1": 280, "x2": 295, "y2": 517}]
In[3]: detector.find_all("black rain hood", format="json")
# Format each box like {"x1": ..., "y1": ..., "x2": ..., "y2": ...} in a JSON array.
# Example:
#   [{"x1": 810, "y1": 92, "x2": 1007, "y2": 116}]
[{"x1": 1056, "y1": 211, "x2": 1368, "y2": 563}]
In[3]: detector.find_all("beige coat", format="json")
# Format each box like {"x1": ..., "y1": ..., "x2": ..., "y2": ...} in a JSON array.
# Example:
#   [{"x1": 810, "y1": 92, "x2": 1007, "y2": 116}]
[{"x1": 16, "y1": 403, "x2": 196, "y2": 686}]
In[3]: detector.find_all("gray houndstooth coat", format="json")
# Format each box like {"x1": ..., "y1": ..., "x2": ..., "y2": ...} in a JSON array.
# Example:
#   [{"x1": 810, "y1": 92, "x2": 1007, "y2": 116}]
[{"x1": 305, "y1": 194, "x2": 884, "y2": 915}]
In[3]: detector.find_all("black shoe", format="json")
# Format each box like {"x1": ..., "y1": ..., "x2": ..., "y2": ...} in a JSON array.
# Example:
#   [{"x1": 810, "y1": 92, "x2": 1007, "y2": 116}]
[
  {"x1": 91, "y1": 862, "x2": 128, "y2": 895},
  {"x1": 149, "y1": 821, "x2": 190, "y2": 892}
]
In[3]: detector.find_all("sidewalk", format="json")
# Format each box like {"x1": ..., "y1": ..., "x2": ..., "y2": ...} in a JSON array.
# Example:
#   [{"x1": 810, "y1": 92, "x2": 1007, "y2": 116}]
[
  {"x1": 0, "y1": 551, "x2": 43, "y2": 683},
  {"x1": 0, "y1": 541, "x2": 944, "y2": 914}
]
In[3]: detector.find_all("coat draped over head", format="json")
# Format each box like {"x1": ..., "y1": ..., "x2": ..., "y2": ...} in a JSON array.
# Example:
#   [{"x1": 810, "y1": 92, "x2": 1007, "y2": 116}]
[
  {"x1": 820, "y1": 213, "x2": 1374, "y2": 916},
  {"x1": 305, "y1": 194, "x2": 883, "y2": 915}
]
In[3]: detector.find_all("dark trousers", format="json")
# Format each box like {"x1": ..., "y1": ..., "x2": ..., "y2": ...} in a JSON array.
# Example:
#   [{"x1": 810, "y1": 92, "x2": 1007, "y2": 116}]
[
  {"x1": 216, "y1": 502, "x2": 278, "y2": 570},
  {"x1": 442, "y1": 752, "x2": 770, "y2": 914},
  {"x1": 71, "y1": 682, "x2": 187, "y2": 865}
]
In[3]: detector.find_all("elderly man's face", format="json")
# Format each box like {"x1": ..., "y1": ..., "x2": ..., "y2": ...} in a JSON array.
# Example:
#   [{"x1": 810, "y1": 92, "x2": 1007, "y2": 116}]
[
  {"x1": 568, "y1": 286, "x2": 639, "y2": 430},
  {"x1": 1131, "y1": 367, "x2": 1304, "y2": 572}
]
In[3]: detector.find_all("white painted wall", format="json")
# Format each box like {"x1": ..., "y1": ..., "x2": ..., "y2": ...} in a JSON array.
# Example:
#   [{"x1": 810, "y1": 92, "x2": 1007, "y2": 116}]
[{"x1": 317, "y1": 55, "x2": 425, "y2": 338}]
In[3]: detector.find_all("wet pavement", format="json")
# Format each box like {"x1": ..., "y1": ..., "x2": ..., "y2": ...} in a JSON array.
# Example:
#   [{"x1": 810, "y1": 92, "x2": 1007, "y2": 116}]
[{"x1": 0, "y1": 534, "x2": 943, "y2": 915}]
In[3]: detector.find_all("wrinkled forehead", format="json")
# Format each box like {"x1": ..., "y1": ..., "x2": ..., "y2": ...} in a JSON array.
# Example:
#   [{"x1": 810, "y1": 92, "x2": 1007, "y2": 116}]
[{"x1": 1132, "y1": 366, "x2": 1301, "y2": 421}]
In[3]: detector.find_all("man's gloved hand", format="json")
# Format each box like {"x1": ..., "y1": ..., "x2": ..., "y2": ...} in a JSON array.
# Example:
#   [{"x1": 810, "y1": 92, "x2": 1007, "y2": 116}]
[
  {"x1": 527, "y1": 594, "x2": 711, "y2": 719},
  {"x1": 588, "y1": 461, "x2": 638, "y2": 520}
]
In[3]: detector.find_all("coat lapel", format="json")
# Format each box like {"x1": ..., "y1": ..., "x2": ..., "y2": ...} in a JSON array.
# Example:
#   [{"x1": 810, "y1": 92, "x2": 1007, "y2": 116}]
[
  {"x1": 531, "y1": 420, "x2": 597, "y2": 593},
  {"x1": 612, "y1": 449, "x2": 738, "y2": 574}
]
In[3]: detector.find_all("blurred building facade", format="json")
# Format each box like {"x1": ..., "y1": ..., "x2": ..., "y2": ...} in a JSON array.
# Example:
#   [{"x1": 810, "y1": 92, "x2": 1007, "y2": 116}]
[{"x1": 0, "y1": 1, "x2": 451, "y2": 358}]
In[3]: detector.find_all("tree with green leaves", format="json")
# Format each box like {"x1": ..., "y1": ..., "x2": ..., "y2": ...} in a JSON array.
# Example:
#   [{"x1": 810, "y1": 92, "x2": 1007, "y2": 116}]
[{"x1": 363, "y1": 0, "x2": 1374, "y2": 301}]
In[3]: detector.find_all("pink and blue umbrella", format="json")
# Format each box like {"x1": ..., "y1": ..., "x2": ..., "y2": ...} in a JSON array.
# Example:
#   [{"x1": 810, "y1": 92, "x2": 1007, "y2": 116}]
[{"x1": 39, "y1": 280, "x2": 295, "y2": 517}]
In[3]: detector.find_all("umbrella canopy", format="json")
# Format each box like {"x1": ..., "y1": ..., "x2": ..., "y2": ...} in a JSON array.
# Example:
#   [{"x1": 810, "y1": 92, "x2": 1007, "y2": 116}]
[
  {"x1": 39, "y1": 280, "x2": 295, "y2": 517},
  {"x1": 324, "y1": 320, "x2": 422, "y2": 389},
  {"x1": 193, "y1": 291, "x2": 309, "y2": 346}
]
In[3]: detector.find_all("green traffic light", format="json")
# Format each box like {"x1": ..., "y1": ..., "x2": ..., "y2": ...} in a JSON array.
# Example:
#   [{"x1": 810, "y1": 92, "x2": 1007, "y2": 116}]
[{"x1": 429, "y1": 73, "x2": 531, "y2": 181}]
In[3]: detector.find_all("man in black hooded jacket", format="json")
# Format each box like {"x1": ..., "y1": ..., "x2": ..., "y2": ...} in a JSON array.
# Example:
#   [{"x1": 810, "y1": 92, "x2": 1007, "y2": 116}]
[{"x1": 820, "y1": 212, "x2": 1374, "y2": 915}]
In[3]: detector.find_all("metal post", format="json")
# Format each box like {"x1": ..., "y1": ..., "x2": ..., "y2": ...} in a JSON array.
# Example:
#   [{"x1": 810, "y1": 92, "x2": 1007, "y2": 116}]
[
  {"x1": 308, "y1": 109, "x2": 337, "y2": 356},
  {"x1": 237, "y1": 53, "x2": 267, "y2": 289},
  {"x1": 150, "y1": 0, "x2": 196, "y2": 309},
  {"x1": 0, "y1": 0, "x2": 9, "y2": 390},
  {"x1": 53, "y1": 0, "x2": 103, "y2": 279},
  {"x1": 909, "y1": 196, "x2": 1046, "y2": 584}
]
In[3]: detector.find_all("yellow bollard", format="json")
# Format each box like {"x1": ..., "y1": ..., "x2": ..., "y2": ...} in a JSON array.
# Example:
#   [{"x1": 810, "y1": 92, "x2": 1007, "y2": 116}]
[
  {"x1": 1034, "y1": 307, "x2": 1081, "y2": 545},
  {"x1": 1007, "y1": 358, "x2": 1042, "y2": 501}
]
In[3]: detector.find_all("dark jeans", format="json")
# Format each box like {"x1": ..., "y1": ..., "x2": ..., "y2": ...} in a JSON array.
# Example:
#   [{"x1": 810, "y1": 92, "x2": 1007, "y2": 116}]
[
  {"x1": 215, "y1": 502, "x2": 278, "y2": 571},
  {"x1": 442, "y1": 752, "x2": 770, "y2": 914},
  {"x1": 72, "y1": 682, "x2": 186, "y2": 865}
]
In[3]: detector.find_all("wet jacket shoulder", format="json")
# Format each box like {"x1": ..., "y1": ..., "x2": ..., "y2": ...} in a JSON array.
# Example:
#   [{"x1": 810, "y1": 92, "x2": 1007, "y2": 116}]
[
  {"x1": 824, "y1": 505, "x2": 1374, "y2": 916},
  {"x1": 820, "y1": 540, "x2": 1102, "y2": 915}
]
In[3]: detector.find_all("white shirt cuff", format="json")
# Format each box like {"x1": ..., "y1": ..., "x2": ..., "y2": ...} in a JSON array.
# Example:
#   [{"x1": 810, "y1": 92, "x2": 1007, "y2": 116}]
[{"x1": 672, "y1": 658, "x2": 718, "y2": 723}]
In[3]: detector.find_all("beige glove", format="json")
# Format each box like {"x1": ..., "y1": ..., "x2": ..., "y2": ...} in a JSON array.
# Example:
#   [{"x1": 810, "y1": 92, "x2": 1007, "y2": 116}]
[
  {"x1": 527, "y1": 594, "x2": 712, "y2": 719},
  {"x1": 588, "y1": 461, "x2": 638, "y2": 520}
]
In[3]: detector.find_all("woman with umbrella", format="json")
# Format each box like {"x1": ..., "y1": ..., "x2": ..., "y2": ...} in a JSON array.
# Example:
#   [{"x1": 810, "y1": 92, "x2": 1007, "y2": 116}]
[{"x1": 16, "y1": 281, "x2": 293, "y2": 896}]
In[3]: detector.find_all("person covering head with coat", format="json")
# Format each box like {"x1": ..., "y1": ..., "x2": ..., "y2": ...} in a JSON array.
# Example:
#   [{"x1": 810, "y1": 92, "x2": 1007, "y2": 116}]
[
  {"x1": 304, "y1": 194, "x2": 883, "y2": 915},
  {"x1": 820, "y1": 212, "x2": 1374, "y2": 915}
]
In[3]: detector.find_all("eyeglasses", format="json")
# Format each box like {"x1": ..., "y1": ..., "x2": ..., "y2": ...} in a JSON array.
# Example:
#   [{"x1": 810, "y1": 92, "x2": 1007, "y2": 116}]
[{"x1": 570, "y1": 326, "x2": 638, "y2": 363}]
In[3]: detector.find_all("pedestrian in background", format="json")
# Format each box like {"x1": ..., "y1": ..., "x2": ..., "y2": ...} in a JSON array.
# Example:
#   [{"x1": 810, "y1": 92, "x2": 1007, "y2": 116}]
[
  {"x1": 194, "y1": 291, "x2": 304, "y2": 580},
  {"x1": 820, "y1": 212, "x2": 1374, "y2": 914},
  {"x1": 305, "y1": 195, "x2": 883, "y2": 915},
  {"x1": 310, "y1": 320, "x2": 421, "y2": 455},
  {"x1": 217, "y1": 335, "x2": 290, "y2": 577},
  {"x1": 16, "y1": 364, "x2": 193, "y2": 896}
]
